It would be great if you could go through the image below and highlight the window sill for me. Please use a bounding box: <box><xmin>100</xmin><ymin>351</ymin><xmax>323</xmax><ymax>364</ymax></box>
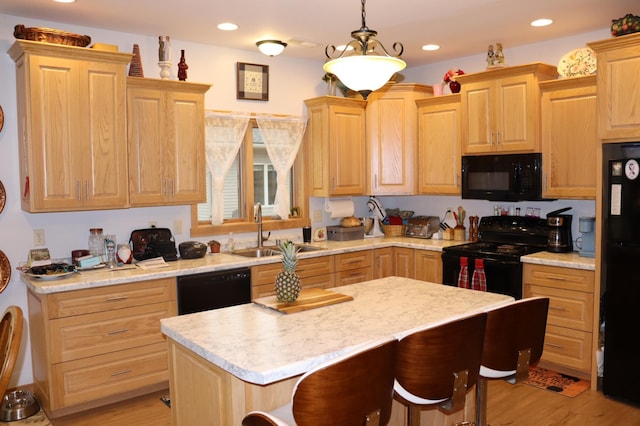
<box><xmin>190</xmin><ymin>217</ymin><xmax>311</xmax><ymax>238</ymax></box>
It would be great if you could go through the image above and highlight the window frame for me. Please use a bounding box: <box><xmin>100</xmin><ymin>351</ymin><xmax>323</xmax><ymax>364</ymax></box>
<box><xmin>190</xmin><ymin>117</ymin><xmax>310</xmax><ymax>237</ymax></box>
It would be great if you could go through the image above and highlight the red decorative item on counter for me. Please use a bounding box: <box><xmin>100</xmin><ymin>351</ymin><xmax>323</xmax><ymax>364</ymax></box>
<box><xmin>471</xmin><ymin>258</ymin><xmax>486</xmax><ymax>292</ymax></box>
<box><xmin>458</xmin><ymin>257</ymin><xmax>469</xmax><ymax>289</ymax></box>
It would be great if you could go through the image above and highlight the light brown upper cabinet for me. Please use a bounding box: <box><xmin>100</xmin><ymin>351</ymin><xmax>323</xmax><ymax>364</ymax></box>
<box><xmin>304</xmin><ymin>97</ymin><xmax>367</xmax><ymax>196</ymax></box>
<box><xmin>540</xmin><ymin>76</ymin><xmax>597</xmax><ymax>199</ymax></box>
<box><xmin>127</xmin><ymin>78</ymin><xmax>210</xmax><ymax>206</ymax></box>
<box><xmin>588</xmin><ymin>33</ymin><xmax>640</xmax><ymax>141</ymax></box>
<box><xmin>9</xmin><ymin>40</ymin><xmax>132</xmax><ymax>212</ymax></box>
<box><xmin>416</xmin><ymin>95</ymin><xmax>462</xmax><ymax>195</ymax></box>
<box><xmin>365</xmin><ymin>83</ymin><xmax>431</xmax><ymax>195</ymax></box>
<box><xmin>456</xmin><ymin>63</ymin><xmax>557</xmax><ymax>154</ymax></box>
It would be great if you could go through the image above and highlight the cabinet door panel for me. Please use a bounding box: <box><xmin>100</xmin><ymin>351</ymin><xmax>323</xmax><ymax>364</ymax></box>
<box><xmin>417</xmin><ymin>97</ymin><xmax>461</xmax><ymax>195</ymax></box>
<box><xmin>84</xmin><ymin>61</ymin><xmax>128</xmax><ymax>207</ymax></box>
<box><xmin>127</xmin><ymin>87</ymin><xmax>165</xmax><ymax>205</ymax></box>
<box><xmin>29</xmin><ymin>56</ymin><xmax>83</xmax><ymax>210</ymax></box>
<box><xmin>463</xmin><ymin>85</ymin><xmax>492</xmax><ymax>151</ymax></box>
<box><xmin>541</xmin><ymin>78</ymin><xmax>597</xmax><ymax>199</ymax></box>
<box><xmin>498</xmin><ymin>77</ymin><xmax>530</xmax><ymax>148</ymax></box>
<box><xmin>168</xmin><ymin>91</ymin><xmax>206</xmax><ymax>203</ymax></box>
<box><xmin>331</xmin><ymin>106</ymin><xmax>366</xmax><ymax>195</ymax></box>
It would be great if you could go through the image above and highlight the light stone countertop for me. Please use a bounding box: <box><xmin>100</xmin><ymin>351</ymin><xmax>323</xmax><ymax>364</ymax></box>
<box><xmin>21</xmin><ymin>237</ymin><xmax>465</xmax><ymax>294</ymax></box>
<box><xmin>160</xmin><ymin>277</ymin><xmax>514</xmax><ymax>385</ymax></box>
<box><xmin>521</xmin><ymin>251</ymin><xmax>595</xmax><ymax>271</ymax></box>
<box><xmin>21</xmin><ymin>236</ymin><xmax>595</xmax><ymax>294</ymax></box>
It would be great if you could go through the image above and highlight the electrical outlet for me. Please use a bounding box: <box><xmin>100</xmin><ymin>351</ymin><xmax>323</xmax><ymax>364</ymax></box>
<box><xmin>312</xmin><ymin>209</ymin><xmax>323</xmax><ymax>223</ymax></box>
<box><xmin>174</xmin><ymin>219</ymin><xmax>183</xmax><ymax>235</ymax></box>
<box><xmin>33</xmin><ymin>229</ymin><xmax>46</xmax><ymax>246</ymax></box>
<box><xmin>148</xmin><ymin>221</ymin><xmax>158</xmax><ymax>227</ymax></box>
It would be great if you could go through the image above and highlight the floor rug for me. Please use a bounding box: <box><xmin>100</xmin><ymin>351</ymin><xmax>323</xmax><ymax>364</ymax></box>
<box><xmin>524</xmin><ymin>366</ymin><xmax>590</xmax><ymax>397</ymax></box>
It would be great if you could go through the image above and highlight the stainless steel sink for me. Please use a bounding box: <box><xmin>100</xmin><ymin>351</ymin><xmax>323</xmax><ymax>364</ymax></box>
<box><xmin>232</xmin><ymin>244</ymin><xmax>325</xmax><ymax>258</ymax></box>
<box><xmin>232</xmin><ymin>248</ymin><xmax>281</xmax><ymax>258</ymax></box>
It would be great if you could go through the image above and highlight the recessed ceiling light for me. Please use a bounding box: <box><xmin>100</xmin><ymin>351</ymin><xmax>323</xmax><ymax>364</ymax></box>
<box><xmin>217</xmin><ymin>22</ymin><xmax>238</xmax><ymax>31</ymax></box>
<box><xmin>422</xmin><ymin>44</ymin><xmax>440</xmax><ymax>51</ymax></box>
<box><xmin>53</xmin><ymin>0</ymin><xmax>76</xmax><ymax>3</ymax></box>
<box><xmin>531</xmin><ymin>18</ymin><xmax>553</xmax><ymax>27</ymax></box>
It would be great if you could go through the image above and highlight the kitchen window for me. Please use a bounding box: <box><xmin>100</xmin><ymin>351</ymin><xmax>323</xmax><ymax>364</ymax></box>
<box><xmin>191</xmin><ymin>117</ymin><xmax>309</xmax><ymax>237</ymax></box>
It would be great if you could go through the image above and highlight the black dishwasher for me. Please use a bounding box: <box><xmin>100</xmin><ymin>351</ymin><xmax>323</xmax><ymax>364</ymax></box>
<box><xmin>177</xmin><ymin>267</ymin><xmax>251</xmax><ymax>315</ymax></box>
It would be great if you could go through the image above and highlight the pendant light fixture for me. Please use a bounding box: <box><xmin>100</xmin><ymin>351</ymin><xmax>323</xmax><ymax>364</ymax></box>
<box><xmin>323</xmin><ymin>0</ymin><xmax>405</xmax><ymax>100</ymax></box>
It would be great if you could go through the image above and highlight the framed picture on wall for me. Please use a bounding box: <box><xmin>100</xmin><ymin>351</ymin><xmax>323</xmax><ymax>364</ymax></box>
<box><xmin>237</xmin><ymin>62</ymin><xmax>269</xmax><ymax>101</ymax></box>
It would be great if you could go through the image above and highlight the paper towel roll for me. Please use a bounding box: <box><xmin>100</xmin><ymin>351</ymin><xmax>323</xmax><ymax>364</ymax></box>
<box><xmin>325</xmin><ymin>199</ymin><xmax>355</xmax><ymax>219</ymax></box>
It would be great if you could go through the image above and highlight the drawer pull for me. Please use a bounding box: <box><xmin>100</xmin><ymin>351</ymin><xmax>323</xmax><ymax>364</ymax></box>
<box><xmin>545</xmin><ymin>275</ymin><xmax>567</xmax><ymax>281</ymax></box>
<box><xmin>549</xmin><ymin>305</ymin><xmax>566</xmax><ymax>312</ymax></box>
<box><xmin>545</xmin><ymin>342</ymin><xmax>565</xmax><ymax>349</ymax></box>
<box><xmin>107</xmin><ymin>328</ymin><xmax>130</xmax><ymax>335</ymax></box>
<box><xmin>111</xmin><ymin>369</ymin><xmax>132</xmax><ymax>377</ymax></box>
<box><xmin>105</xmin><ymin>296</ymin><xmax>128</xmax><ymax>302</ymax></box>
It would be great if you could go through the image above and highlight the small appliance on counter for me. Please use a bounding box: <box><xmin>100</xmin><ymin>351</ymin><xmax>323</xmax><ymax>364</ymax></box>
<box><xmin>578</xmin><ymin>216</ymin><xmax>595</xmax><ymax>258</ymax></box>
<box><xmin>405</xmin><ymin>216</ymin><xmax>440</xmax><ymax>239</ymax></box>
<box><xmin>365</xmin><ymin>196</ymin><xmax>385</xmax><ymax>237</ymax></box>
<box><xmin>327</xmin><ymin>225</ymin><xmax>365</xmax><ymax>241</ymax></box>
<box><xmin>546</xmin><ymin>207</ymin><xmax>573</xmax><ymax>253</ymax></box>
<box><xmin>179</xmin><ymin>241</ymin><xmax>208</xmax><ymax>259</ymax></box>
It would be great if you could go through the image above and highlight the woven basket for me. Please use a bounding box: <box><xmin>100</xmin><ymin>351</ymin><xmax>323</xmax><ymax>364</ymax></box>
<box><xmin>14</xmin><ymin>25</ymin><xmax>91</xmax><ymax>47</ymax></box>
<box><xmin>382</xmin><ymin>224</ymin><xmax>406</xmax><ymax>237</ymax></box>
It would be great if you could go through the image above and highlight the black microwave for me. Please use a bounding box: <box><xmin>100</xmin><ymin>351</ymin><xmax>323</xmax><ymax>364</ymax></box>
<box><xmin>461</xmin><ymin>153</ymin><xmax>549</xmax><ymax>201</ymax></box>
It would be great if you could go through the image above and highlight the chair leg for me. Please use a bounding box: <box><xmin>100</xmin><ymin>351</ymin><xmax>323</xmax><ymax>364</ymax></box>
<box><xmin>475</xmin><ymin>377</ymin><xmax>488</xmax><ymax>426</ymax></box>
<box><xmin>407</xmin><ymin>405</ymin><xmax>421</xmax><ymax>426</ymax></box>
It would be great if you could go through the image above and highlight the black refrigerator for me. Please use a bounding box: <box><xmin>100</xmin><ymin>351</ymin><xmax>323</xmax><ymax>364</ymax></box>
<box><xmin>603</xmin><ymin>155</ymin><xmax>640</xmax><ymax>405</ymax></box>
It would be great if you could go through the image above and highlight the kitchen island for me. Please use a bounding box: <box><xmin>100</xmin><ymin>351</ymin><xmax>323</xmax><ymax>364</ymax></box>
<box><xmin>161</xmin><ymin>277</ymin><xmax>513</xmax><ymax>425</ymax></box>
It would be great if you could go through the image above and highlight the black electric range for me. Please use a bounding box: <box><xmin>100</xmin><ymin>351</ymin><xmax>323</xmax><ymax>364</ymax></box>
<box><xmin>442</xmin><ymin>215</ymin><xmax>548</xmax><ymax>299</ymax></box>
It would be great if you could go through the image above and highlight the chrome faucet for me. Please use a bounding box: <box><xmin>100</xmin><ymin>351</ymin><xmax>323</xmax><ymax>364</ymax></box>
<box><xmin>255</xmin><ymin>202</ymin><xmax>270</xmax><ymax>247</ymax></box>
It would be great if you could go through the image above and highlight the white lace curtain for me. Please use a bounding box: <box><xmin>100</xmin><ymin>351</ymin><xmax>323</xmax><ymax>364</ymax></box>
<box><xmin>256</xmin><ymin>115</ymin><xmax>307</xmax><ymax>220</ymax></box>
<box><xmin>204</xmin><ymin>111</ymin><xmax>250</xmax><ymax>225</ymax></box>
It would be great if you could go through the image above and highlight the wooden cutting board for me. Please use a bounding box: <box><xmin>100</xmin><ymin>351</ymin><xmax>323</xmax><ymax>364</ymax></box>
<box><xmin>253</xmin><ymin>288</ymin><xmax>353</xmax><ymax>314</ymax></box>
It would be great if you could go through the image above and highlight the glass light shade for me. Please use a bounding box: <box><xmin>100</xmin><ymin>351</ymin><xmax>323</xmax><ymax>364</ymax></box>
<box><xmin>256</xmin><ymin>40</ymin><xmax>287</xmax><ymax>56</ymax></box>
<box><xmin>323</xmin><ymin>55</ymin><xmax>406</xmax><ymax>93</ymax></box>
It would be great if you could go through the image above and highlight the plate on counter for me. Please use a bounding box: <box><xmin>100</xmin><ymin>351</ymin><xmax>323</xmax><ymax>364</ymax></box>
<box><xmin>24</xmin><ymin>271</ymin><xmax>76</xmax><ymax>280</ymax></box>
<box><xmin>557</xmin><ymin>47</ymin><xmax>597</xmax><ymax>78</ymax></box>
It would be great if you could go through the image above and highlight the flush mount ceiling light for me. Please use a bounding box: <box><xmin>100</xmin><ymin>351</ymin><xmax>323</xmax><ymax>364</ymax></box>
<box><xmin>323</xmin><ymin>0</ymin><xmax>405</xmax><ymax>100</ymax></box>
<box><xmin>256</xmin><ymin>40</ymin><xmax>287</xmax><ymax>56</ymax></box>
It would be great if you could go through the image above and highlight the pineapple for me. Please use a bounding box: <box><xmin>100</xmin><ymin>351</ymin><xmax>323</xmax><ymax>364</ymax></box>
<box><xmin>275</xmin><ymin>240</ymin><xmax>301</xmax><ymax>302</ymax></box>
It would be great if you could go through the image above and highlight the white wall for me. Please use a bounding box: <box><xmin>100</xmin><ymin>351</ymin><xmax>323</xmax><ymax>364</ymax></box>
<box><xmin>0</xmin><ymin>12</ymin><xmax>607</xmax><ymax>387</ymax></box>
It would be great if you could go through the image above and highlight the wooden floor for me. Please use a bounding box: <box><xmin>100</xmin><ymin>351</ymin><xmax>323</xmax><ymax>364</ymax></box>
<box><xmin>50</xmin><ymin>381</ymin><xmax>640</xmax><ymax>426</ymax></box>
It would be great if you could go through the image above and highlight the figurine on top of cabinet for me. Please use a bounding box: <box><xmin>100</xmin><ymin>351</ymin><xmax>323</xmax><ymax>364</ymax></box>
<box><xmin>495</xmin><ymin>42</ymin><xmax>505</xmax><ymax>65</ymax></box>
<box><xmin>486</xmin><ymin>44</ymin><xmax>495</xmax><ymax>68</ymax></box>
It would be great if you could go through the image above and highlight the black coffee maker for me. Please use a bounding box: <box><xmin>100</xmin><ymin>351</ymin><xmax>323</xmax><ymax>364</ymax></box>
<box><xmin>546</xmin><ymin>207</ymin><xmax>573</xmax><ymax>253</ymax></box>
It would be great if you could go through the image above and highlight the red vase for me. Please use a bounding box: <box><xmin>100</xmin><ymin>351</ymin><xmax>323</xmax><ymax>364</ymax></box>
<box><xmin>449</xmin><ymin>80</ymin><xmax>461</xmax><ymax>93</ymax></box>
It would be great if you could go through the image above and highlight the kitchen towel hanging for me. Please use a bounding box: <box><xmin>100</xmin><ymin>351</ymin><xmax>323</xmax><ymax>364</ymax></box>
<box><xmin>325</xmin><ymin>198</ymin><xmax>354</xmax><ymax>219</ymax></box>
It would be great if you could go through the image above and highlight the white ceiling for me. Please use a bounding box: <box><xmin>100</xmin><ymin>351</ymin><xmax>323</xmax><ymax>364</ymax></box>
<box><xmin>0</xmin><ymin>0</ymin><xmax>637</xmax><ymax>66</ymax></box>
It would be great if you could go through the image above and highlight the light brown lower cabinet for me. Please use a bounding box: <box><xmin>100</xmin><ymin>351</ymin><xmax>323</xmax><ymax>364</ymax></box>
<box><xmin>334</xmin><ymin>251</ymin><xmax>374</xmax><ymax>286</ymax></box>
<box><xmin>415</xmin><ymin>249</ymin><xmax>442</xmax><ymax>283</ymax></box>
<box><xmin>251</xmin><ymin>255</ymin><xmax>335</xmax><ymax>299</ymax></box>
<box><xmin>523</xmin><ymin>263</ymin><xmax>595</xmax><ymax>380</ymax></box>
<box><xmin>27</xmin><ymin>278</ymin><xmax>176</xmax><ymax>418</ymax></box>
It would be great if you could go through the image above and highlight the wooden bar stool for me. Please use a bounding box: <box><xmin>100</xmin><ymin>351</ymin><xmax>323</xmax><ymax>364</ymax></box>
<box><xmin>394</xmin><ymin>312</ymin><xmax>488</xmax><ymax>426</ymax></box>
<box><xmin>475</xmin><ymin>297</ymin><xmax>549</xmax><ymax>426</ymax></box>
<box><xmin>242</xmin><ymin>336</ymin><xmax>398</xmax><ymax>426</ymax></box>
<box><xmin>0</xmin><ymin>306</ymin><xmax>23</xmax><ymax>398</ymax></box>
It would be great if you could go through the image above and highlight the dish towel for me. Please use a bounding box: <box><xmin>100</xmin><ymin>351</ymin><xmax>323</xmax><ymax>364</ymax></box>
<box><xmin>471</xmin><ymin>258</ymin><xmax>487</xmax><ymax>292</ymax></box>
<box><xmin>457</xmin><ymin>257</ymin><xmax>469</xmax><ymax>289</ymax></box>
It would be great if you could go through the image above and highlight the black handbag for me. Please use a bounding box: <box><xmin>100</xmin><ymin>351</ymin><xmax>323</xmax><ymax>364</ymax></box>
<box><xmin>129</xmin><ymin>227</ymin><xmax>178</xmax><ymax>261</ymax></box>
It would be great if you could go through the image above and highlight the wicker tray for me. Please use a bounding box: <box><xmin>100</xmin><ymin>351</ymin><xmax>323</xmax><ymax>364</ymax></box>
<box><xmin>382</xmin><ymin>224</ymin><xmax>406</xmax><ymax>237</ymax></box>
<box><xmin>14</xmin><ymin>24</ymin><xmax>91</xmax><ymax>47</ymax></box>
